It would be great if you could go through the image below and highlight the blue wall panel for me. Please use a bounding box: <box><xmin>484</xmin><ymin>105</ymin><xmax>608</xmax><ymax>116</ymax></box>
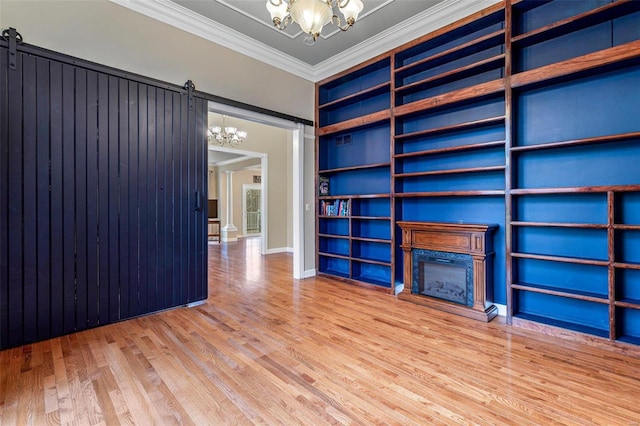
<box><xmin>399</xmin><ymin>97</ymin><xmax>504</xmax><ymax>135</ymax></box>
<box><xmin>329</xmin><ymin>168</ymin><xmax>390</xmax><ymax>195</ymax></box>
<box><xmin>351</xmin><ymin>198</ymin><xmax>389</xmax><ymax>217</ymax></box>
<box><xmin>352</xmin><ymin>240</ymin><xmax>391</xmax><ymax>263</ymax></box>
<box><xmin>319</xmin><ymin>122</ymin><xmax>390</xmax><ymax>170</ymax></box>
<box><xmin>616</xmin><ymin>230</ymin><xmax>640</xmax><ymax>264</ymax></box>
<box><xmin>318</xmin><ymin>218</ymin><xmax>349</xmax><ymax>236</ymax></box>
<box><xmin>514</xmin><ymin>258</ymin><xmax>608</xmax><ymax>298</ymax></box>
<box><xmin>352</xmin><ymin>219</ymin><xmax>391</xmax><ymax>240</ymax></box>
<box><xmin>319</xmin><ymin>237</ymin><xmax>350</xmax><ymax>257</ymax></box>
<box><xmin>516</xmin><ymin>142</ymin><xmax>640</xmax><ymax>189</ymax></box>
<box><xmin>399</xmin><ymin>170</ymin><xmax>504</xmax><ymax>193</ymax></box>
<box><xmin>616</xmin><ymin>269</ymin><xmax>640</xmax><ymax>302</ymax></box>
<box><xmin>517</xmin><ymin>291</ymin><xmax>610</xmax><ymax>336</ymax></box>
<box><xmin>515</xmin><ymin>227</ymin><xmax>608</xmax><ymax>261</ymax></box>
<box><xmin>395</xmin><ymin>124</ymin><xmax>505</xmax><ymax>156</ymax></box>
<box><xmin>516</xmin><ymin>66</ymin><xmax>640</xmax><ymax>146</ymax></box>
<box><xmin>515</xmin><ymin>193</ymin><xmax>607</xmax><ymax>224</ymax></box>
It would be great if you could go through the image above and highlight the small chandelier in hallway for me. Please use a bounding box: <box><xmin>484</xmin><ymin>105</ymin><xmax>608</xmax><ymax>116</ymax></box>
<box><xmin>208</xmin><ymin>116</ymin><xmax>247</xmax><ymax>147</ymax></box>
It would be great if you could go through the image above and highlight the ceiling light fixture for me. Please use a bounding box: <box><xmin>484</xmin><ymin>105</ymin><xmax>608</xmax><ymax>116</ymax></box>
<box><xmin>208</xmin><ymin>116</ymin><xmax>247</xmax><ymax>147</ymax></box>
<box><xmin>266</xmin><ymin>0</ymin><xmax>364</xmax><ymax>45</ymax></box>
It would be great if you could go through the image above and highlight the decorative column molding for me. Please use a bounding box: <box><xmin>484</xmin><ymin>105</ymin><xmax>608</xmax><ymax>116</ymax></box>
<box><xmin>222</xmin><ymin>170</ymin><xmax>238</xmax><ymax>242</ymax></box>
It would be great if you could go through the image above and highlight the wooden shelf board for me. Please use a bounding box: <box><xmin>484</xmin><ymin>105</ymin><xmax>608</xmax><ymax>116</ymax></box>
<box><xmin>318</xmin><ymin>82</ymin><xmax>390</xmax><ymax>110</ymax></box>
<box><xmin>317</xmin><ymin>110</ymin><xmax>391</xmax><ymax>136</ymax></box>
<box><xmin>395</xmin><ymin>165</ymin><xmax>505</xmax><ymax>178</ymax></box>
<box><xmin>613</xmin><ymin>262</ymin><xmax>640</xmax><ymax>271</ymax></box>
<box><xmin>395</xmin><ymin>116</ymin><xmax>505</xmax><ymax>141</ymax></box>
<box><xmin>511</xmin><ymin>132</ymin><xmax>640</xmax><ymax>152</ymax></box>
<box><xmin>511</xmin><ymin>282</ymin><xmax>608</xmax><ymax>304</ymax></box>
<box><xmin>319</xmin><ymin>162</ymin><xmax>391</xmax><ymax>174</ymax></box>
<box><xmin>351</xmin><ymin>216</ymin><xmax>391</xmax><ymax>221</ymax></box>
<box><xmin>318</xmin><ymin>252</ymin><xmax>350</xmax><ymax>260</ymax></box>
<box><xmin>511</xmin><ymin>221</ymin><xmax>608</xmax><ymax>229</ymax></box>
<box><xmin>511</xmin><ymin>185</ymin><xmax>640</xmax><ymax>195</ymax></box>
<box><xmin>395</xmin><ymin>140</ymin><xmax>504</xmax><ymax>158</ymax></box>
<box><xmin>317</xmin><ymin>270</ymin><xmax>350</xmax><ymax>280</ymax></box>
<box><xmin>511</xmin><ymin>40</ymin><xmax>640</xmax><ymax>90</ymax></box>
<box><xmin>512</xmin><ymin>0</ymin><xmax>640</xmax><ymax>48</ymax></box>
<box><xmin>318</xmin><ymin>233</ymin><xmax>350</xmax><ymax>240</ymax></box>
<box><xmin>395</xmin><ymin>190</ymin><xmax>505</xmax><ymax>197</ymax></box>
<box><xmin>616</xmin><ymin>299</ymin><xmax>640</xmax><ymax>309</ymax></box>
<box><xmin>396</xmin><ymin>54</ymin><xmax>505</xmax><ymax>95</ymax></box>
<box><xmin>351</xmin><ymin>236</ymin><xmax>392</xmax><ymax>244</ymax></box>
<box><xmin>351</xmin><ymin>257</ymin><xmax>392</xmax><ymax>267</ymax></box>
<box><xmin>395</xmin><ymin>30</ymin><xmax>505</xmax><ymax>76</ymax></box>
<box><xmin>319</xmin><ymin>194</ymin><xmax>390</xmax><ymax>200</ymax></box>
<box><xmin>510</xmin><ymin>0</ymin><xmax>552</xmax><ymax>12</ymax></box>
<box><xmin>613</xmin><ymin>224</ymin><xmax>640</xmax><ymax>231</ymax></box>
<box><xmin>511</xmin><ymin>252</ymin><xmax>609</xmax><ymax>267</ymax></box>
<box><xmin>394</xmin><ymin>79</ymin><xmax>505</xmax><ymax>116</ymax></box>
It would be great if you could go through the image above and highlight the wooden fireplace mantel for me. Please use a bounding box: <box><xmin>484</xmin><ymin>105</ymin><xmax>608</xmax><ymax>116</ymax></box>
<box><xmin>397</xmin><ymin>221</ymin><xmax>498</xmax><ymax>322</ymax></box>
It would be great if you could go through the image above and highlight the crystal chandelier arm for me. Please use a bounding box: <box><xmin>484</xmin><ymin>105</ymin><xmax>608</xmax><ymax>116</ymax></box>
<box><xmin>337</xmin><ymin>0</ymin><xmax>350</xmax><ymax>8</ymax></box>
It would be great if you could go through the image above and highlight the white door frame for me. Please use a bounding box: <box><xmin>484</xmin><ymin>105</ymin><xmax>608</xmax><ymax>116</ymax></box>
<box><xmin>242</xmin><ymin>183</ymin><xmax>262</xmax><ymax>237</ymax></box>
<box><xmin>208</xmin><ymin>101</ymin><xmax>306</xmax><ymax>279</ymax></box>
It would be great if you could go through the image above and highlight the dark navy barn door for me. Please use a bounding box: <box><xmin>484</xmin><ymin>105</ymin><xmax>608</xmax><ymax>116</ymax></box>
<box><xmin>0</xmin><ymin>40</ymin><xmax>208</xmax><ymax>350</ymax></box>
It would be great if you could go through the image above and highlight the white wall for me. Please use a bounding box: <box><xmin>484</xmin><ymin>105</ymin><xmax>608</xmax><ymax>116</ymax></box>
<box><xmin>0</xmin><ymin>0</ymin><xmax>315</xmax><ymax>121</ymax></box>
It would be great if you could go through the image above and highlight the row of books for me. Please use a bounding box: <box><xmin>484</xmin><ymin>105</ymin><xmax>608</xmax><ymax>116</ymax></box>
<box><xmin>320</xmin><ymin>199</ymin><xmax>350</xmax><ymax>217</ymax></box>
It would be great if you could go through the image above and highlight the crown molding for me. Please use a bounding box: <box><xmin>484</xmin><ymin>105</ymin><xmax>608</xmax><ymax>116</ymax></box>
<box><xmin>109</xmin><ymin>0</ymin><xmax>316</xmax><ymax>79</ymax></box>
<box><xmin>312</xmin><ymin>0</ymin><xmax>502</xmax><ymax>81</ymax></box>
<box><xmin>110</xmin><ymin>0</ymin><xmax>502</xmax><ymax>83</ymax></box>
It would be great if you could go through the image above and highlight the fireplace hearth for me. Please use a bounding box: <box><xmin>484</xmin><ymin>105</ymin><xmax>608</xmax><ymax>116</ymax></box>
<box><xmin>398</xmin><ymin>222</ymin><xmax>498</xmax><ymax>322</ymax></box>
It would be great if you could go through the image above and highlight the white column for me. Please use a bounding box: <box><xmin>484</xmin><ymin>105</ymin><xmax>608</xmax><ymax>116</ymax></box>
<box><xmin>224</xmin><ymin>171</ymin><xmax>237</xmax><ymax>230</ymax></box>
<box><xmin>222</xmin><ymin>171</ymin><xmax>238</xmax><ymax>242</ymax></box>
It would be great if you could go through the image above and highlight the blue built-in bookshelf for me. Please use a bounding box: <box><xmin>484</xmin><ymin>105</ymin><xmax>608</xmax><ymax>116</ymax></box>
<box><xmin>316</xmin><ymin>0</ymin><xmax>640</xmax><ymax>346</ymax></box>
<box><xmin>508</xmin><ymin>0</ymin><xmax>640</xmax><ymax>346</ymax></box>
<box><xmin>317</xmin><ymin>56</ymin><xmax>393</xmax><ymax>291</ymax></box>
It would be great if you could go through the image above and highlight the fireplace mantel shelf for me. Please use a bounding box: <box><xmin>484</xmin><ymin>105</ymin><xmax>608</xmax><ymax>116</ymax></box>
<box><xmin>397</xmin><ymin>221</ymin><xmax>498</xmax><ymax>322</ymax></box>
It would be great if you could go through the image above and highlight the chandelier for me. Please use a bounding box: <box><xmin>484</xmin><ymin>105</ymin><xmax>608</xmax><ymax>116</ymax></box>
<box><xmin>208</xmin><ymin>117</ymin><xmax>247</xmax><ymax>147</ymax></box>
<box><xmin>266</xmin><ymin>0</ymin><xmax>364</xmax><ymax>45</ymax></box>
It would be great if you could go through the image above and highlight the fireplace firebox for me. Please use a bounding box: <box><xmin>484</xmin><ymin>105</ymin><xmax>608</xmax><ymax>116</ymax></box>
<box><xmin>413</xmin><ymin>249</ymin><xmax>473</xmax><ymax>307</ymax></box>
<box><xmin>398</xmin><ymin>221</ymin><xmax>498</xmax><ymax>322</ymax></box>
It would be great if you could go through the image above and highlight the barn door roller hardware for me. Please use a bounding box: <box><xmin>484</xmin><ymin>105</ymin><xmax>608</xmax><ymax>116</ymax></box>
<box><xmin>1</xmin><ymin>28</ymin><xmax>23</xmax><ymax>70</ymax></box>
<box><xmin>184</xmin><ymin>80</ymin><xmax>196</xmax><ymax>110</ymax></box>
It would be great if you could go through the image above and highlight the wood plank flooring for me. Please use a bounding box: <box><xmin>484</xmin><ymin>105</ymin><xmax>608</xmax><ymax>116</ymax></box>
<box><xmin>2</xmin><ymin>237</ymin><xmax>640</xmax><ymax>425</ymax></box>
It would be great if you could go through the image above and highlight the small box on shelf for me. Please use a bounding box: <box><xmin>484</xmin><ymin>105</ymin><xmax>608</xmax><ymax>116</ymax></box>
<box><xmin>318</xmin><ymin>176</ymin><xmax>330</xmax><ymax>196</ymax></box>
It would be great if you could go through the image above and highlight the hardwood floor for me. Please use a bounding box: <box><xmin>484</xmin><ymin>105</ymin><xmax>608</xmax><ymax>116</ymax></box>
<box><xmin>2</xmin><ymin>237</ymin><xmax>640</xmax><ymax>425</ymax></box>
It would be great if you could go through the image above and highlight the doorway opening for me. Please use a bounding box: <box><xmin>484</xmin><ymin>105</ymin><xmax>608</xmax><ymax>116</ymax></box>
<box><xmin>207</xmin><ymin>101</ymin><xmax>306</xmax><ymax>279</ymax></box>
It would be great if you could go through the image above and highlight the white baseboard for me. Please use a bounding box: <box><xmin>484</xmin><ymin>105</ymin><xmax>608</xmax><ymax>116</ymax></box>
<box><xmin>221</xmin><ymin>237</ymin><xmax>238</xmax><ymax>243</ymax></box>
<box><xmin>302</xmin><ymin>269</ymin><xmax>316</xmax><ymax>278</ymax></box>
<box><xmin>265</xmin><ymin>247</ymin><xmax>293</xmax><ymax>255</ymax></box>
<box><xmin>494</xmin><ymin>303</ymin><xmax>506</xmax><ymax>317</ymax></box>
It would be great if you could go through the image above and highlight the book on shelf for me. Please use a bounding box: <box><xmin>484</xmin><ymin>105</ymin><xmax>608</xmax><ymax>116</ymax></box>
<box><xmin>320</xmin><ymin>199</ymin><xmax>350</xmax><ymax>216</ymax></box>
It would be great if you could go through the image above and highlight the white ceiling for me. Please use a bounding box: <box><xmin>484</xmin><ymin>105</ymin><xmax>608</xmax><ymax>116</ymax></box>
<box><xmin>110</xmin><ymin>0</ymin><xmax>500</xmax><ymax>82</ymax></box>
